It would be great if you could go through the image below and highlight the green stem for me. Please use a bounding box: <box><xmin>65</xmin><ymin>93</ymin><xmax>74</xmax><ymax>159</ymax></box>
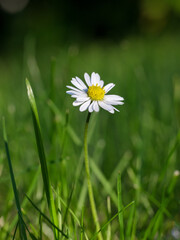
<box><xmin>84</xmin><ymin>112</ymin><xmax>103</xmax><ymax>240</ymax></box>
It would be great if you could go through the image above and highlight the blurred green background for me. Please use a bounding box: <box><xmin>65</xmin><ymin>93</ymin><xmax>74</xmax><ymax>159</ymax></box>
<box><xmin>0</xmin><ymin>0</ymin><xmax>180</xmax><ymax>238</ymax></box>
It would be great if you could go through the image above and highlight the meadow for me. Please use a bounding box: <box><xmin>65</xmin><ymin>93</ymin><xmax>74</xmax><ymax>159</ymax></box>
<box><xmin>0</xmin><ymin>33</ymin><xmax>180</xmax><ymax>239</ymax></box>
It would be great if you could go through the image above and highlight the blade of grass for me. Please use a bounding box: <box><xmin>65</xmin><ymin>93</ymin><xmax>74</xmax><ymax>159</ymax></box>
<box><xmin>57</xmin><ymin>183</ymin><xmax>62</xmax><ymax>234</ymax></box>
<box><xmin>12</xmin><ymin>221</ymin><xmax>19</xmax><ymax>240</ymax></box>
<box><xmin>62</xmin><ymin>183</ymin><xmax>74</xmax><ymax>235</ymax></box>
<box><xmin>127</xmin><ymin>157</ymin><xmax>141</xmax><ymax>240</ymax></box>
<box><xmin>6</xmin><ymin>167</ymin><xmax>40</xmax><ymax>235</ymax></box>
<box><xmin>18</xmin><ymin>214</ymin><xmax>38</xmax><ymax>240</ymax></box>
<box><xmin>2</xmin><ymin>117</ymin><xmax>27</xmax><ymax>240</ymax></box>
<box><xmin>90</xmin><ymin>201</ymin><xmax>135</xmax><ymax>240</ymax></box>
<box><xmin>39</xmin><ymin>213</ymin><xmax>42</xmax><ymax>240</ymax></box>
<box><xmin>106</xmin><ymin>196</ymin><xmax>111</xmax><ymax>240</ymax></box>
<box><xmin>80</xmin><ymin>207</ymin><xmax>85</xmax><ymax>240</ymax></box>
<box><xmin>117</xmin><ymin>173</ymin><xmax>124</xmax><ymax>240</ymax></box>
<box><xmin>126</xmin><ymin>201</ymin><xmax>135</xmax><ymax>239</ymax></box>
<box><xmin>55</xmin><ymin>194</ymin><xmax>89</xmax><ymax>240</ymax></box>
<box><xmin>25</xmin><ymin>194</ymin><xmax>68</xmax><ymax>238</ymax></box>
<box><xmin>26</xmin><ymin>79</ymin><xmax>58</xmax><ymax>238</ymax></box>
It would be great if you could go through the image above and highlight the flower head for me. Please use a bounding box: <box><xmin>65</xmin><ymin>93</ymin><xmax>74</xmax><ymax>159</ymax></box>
<box><xmin>66</xmin><ymin>72</ymin><xmax>124</xmax><ymax>114</ymax></box>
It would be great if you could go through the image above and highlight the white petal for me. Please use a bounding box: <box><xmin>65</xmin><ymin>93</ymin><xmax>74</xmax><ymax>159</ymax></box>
<box><xmin>91</xmin><ymin>72</ymin><xmax>100</xmax><ymax>85</ymax></box>
<box><xmin>95</xmin><ymin>73</ymin><xmax>101</xmax><ymax>85</ymax></box>
<box><xmin>104</xmin><ymin>83</ymin><xmax>115</xmax><ymax>93</ymax></box>
<box><xmin>113</xmin><ymin>106</ymin><xmax>120</xmax><ymax>112</ymax></box>
<box><xmin>71</xmin><ymin>94</ymin><xmax>88</xmax><ymax>98</ymax></box>
<box><xmin>99</xmin><ymin>80</ymin><xmax>104</xmax><ymax>88</ymax></box>
<box><xmin>93</xmin><ymin>101</ymin><xmax>99</xmax><ymax>112</ymax></box>
<box><xmin>103</xmin><ymin>100</ymin><xmax>124</xmax><ymax>105</ymax></box>
<box><xmin>104</xmin><ymin>95</ymin><xmax>124</xmax><ymax>101</ymax></box>
<box><xmin>109</xmin><ymin>109</ymin><xmax>115</xmax><ymax>114</ymax></box>
<box><xmin>79</xmin><ymin>100</ymin><xmax>91</xmax><ymax>112</ymax></box>
<box><xmin>76</xmin><ymin>77</ymin><xmax>87</xmax><ymax>89</ymax></box>
<box><xmin>71</xmin><ymin>78</ymin><xmax>85</xmax><ymax>90</ymax></box>
<box><xmin>66</xmin><ymin>90</ymin><xmax>84</xmax><ymax>96</ymax></box>
<box><xmin>84</xmin><ymin>73</ymin><xmax>91</xmax><ymax>86</ymax></box>
<box><xmin>76</xmin><ymin>96</ymin><xmax>90</xmax><ymax>101</ymax></box>
<box><xmin>98</xmin><ymin>101</ymin><xmax>114</xmax><ymax>112</ymax></box>
<box><xmin>91</xmin><ymin>72</ymin><xmax>97</xmax><ymax>85</ymax></box>
<box><xmin>66</xmin><ymin>85</ymin><xmax>84</xmax><ymax>93</ymax></box>
<box><xmin>73</xmin><ymin>100</ymin><xmax>84</xmax><ymax>106</ymax></box>
<box><xmin>88</xmin><ymin>102</ymin><xmax>94</xmax><ymax>112</ymax></box>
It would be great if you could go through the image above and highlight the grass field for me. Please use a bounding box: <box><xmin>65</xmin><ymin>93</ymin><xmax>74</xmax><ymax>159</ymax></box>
<box><xmin>0</xmin><ymin>33</ymin><xmax>180</xmax><ymax>239</ymax></box>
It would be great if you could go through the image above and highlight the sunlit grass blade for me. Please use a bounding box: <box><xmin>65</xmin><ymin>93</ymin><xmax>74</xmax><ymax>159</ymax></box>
<box><xmin>26</xmin><ymin>79</ymin><xmax>58</xmax><ymax>238</ymax></box>
<box><xmin>57</xmin><ymin>184</ymin><xmax>62</xmax><ymax>233</ymax></box>
<box><xmin>142</xmin><ymin>209</ymin><xmax>161</xmax><ymax>240</ymax></box>
<box><xmin>126</xmin><ymin>201</ymin><xmax>135</xmax><ymax>238</ymax></box>
<box><xmin>90</xmin><ymin>201</ymin><xmax>135</xmax><ymax>240</ymax></box>
<box><xmin>2</xmin><ymin>117</ymin><xmax>27</xmax><ymax>240</ymax></box>
<box><xmin>25</xmin><ymin>194</ymin><xmax>68</xmax><ymax>238</ymax></box>
<box><xmin>106</xmin><ymin>196</ymin><xmax>111</xmax><ymax>240</ymax></box>
<box><xmin>117</xmin><ymin>173</ymin><xmax>124</xmax><ymax>240</ymax></box>
<box><xmin>55</xmin><ymin>193</ymin><xmax>89</xmax><ymax>240</ymax></box>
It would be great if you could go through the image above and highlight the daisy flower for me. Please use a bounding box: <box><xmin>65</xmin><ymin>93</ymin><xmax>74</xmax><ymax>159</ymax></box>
<box><xmin>66</xmin><ymin>72</ymin><xmax>124</xmax><ymax>114</ymax></box>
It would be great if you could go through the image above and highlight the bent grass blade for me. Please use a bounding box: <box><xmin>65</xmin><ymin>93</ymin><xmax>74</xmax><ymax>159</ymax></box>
<box><xmin>90</xmin><ymin>201</ymin><xmax>135</xmax><ymax>240</ymax></box>
<box><xmin>26</xmin><ymin>195</ymin><xmax>68</xmax><ymax>238</ymax></box>
<box><xmin>26</xmin><ymin>79</ymin><xmax>58</xmax><ymax>238</ymax></box>
<box><xmin>2</xmin><ymin>117</ymin><xmax>27</xmax><ymax>240</ymax></box>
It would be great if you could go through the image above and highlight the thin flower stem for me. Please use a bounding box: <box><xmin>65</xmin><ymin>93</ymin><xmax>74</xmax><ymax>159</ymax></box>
<box><xmin>84</xmin><ymin>112</ymin><xmax>103</xmax><ymax>240</ymax></box>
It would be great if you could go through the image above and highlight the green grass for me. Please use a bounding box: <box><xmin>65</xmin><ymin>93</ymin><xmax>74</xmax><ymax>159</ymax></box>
<box><xmin>0</xmin><ymin>33</ymin><xmax>180</xmax><ymax>239</ymax></box>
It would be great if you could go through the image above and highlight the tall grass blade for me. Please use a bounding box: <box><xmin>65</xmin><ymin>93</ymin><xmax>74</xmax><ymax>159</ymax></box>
<box><xmin>117</xmin><ymin>173</ymin><xmax>124</xmax><ymax>240</ymax></box>
<box><xmin>80</xmin><ymin>207</ymin><xmax>85</xmax><ymax>240</ymax></box>
<box><xmin>39</xmin><ymin>213</ymin><xmax>42</xmax><ymax>240</ymax></box>
<box><xmin>26</xmin><ymin>79</ymin><xmax>58</xmax><ymax>238</ymax></box>
<box><xmin>6</xmin><ymin>167</ymin><xmax>40</xmax><ymax>235</ymax></box>
<box><xmin>126</xmin><ymin>200</ymin><xmax>135</xmax><ymax>238</ymax></box>
<box><xmin>90</xmin><ymin>201</ymin><xmax>135</xmax><ymax>240</ymax></box>
<box><xmin>106</xmin><ymin>196</ymin><xmax>111</xmax><ymax>240</ymax></box>
<box><xmin>62</xmin><ymin>183</ymin><xmax>74</xmax><ymax>235</ymax></box>
<box><xmin>12</xmin><ymin>221</ymin><xmax>19</xmax><ymax>240</ymax></box>
<box><xmin>26</xmin><ymin>194</ymin><xmax>68</xmax><ymax>238</ymax></box>
<box><xmin>18</xmin><ymin>214</ymin><xmax>38</xmax><ymax>240</ymax></box>
<box><xmin>2</xmin><ymin>117</ymin><xmax>27</xmax><ymax>240</ymax></box>
<box><xmin>55</xmin><ymin>194</ymin><xmax>89</xmax><ymax>240</ymax></box>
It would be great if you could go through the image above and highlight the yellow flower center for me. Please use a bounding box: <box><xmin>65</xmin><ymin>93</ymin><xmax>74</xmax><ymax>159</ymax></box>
<box><xmin>87</xmin><ymin>84</ymin><xmax>105</xmax><ymax>101</ymax></box>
